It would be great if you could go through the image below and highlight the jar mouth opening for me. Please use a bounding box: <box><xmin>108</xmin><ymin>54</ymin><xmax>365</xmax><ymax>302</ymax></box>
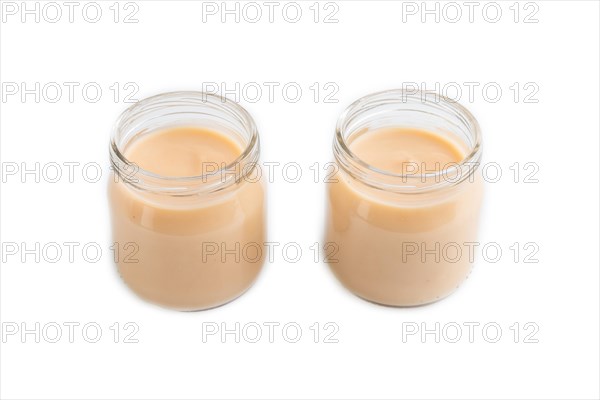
<box><xmin>334</xmin><ymin>89</ymin><xmax>482</xmax><ymax>193</ymax></box>
<box><xmin>109</xmin><ymin>91</ymin><xmax>260</xmax><ymax>194</ymax></box>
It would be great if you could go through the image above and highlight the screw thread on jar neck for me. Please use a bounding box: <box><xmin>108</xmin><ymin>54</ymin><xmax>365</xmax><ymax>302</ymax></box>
<box><xmin>334</xmin><ymin>89</ymin><xmax>482</xmax><ymax>194</ymax></box>
<box><xmin>109</xmin><ymin>91</ymin><xmax>260</xmax><ymax>196</ymax></box>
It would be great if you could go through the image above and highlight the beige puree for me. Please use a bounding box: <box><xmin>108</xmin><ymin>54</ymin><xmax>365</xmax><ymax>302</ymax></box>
<box><xmin>109</xmin><ymin>126</ymin><xmax>266</xmax><ymax>311</ymax></box>
<box><xmin>326</xmin><ymin>127</ymin><xmax>483</xmax><ymax>306</ymax></box>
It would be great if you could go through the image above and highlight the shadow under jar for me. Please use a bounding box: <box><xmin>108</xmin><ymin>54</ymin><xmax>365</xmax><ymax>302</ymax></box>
<box><xmin>108</xmin><ymin>92</ymin><xmax>266</xmax><ymax>311</ymax></box>
<box><xmin>325</xmin><ymin>90</ymin><xmax>484</xmax><ymax>306</ymax></box>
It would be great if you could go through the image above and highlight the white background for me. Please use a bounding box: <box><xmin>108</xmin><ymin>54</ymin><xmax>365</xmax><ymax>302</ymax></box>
<box><xmin>1</xmin><ymin>1</ymin><xmax>599</xmax><ymax>399</ymax></box>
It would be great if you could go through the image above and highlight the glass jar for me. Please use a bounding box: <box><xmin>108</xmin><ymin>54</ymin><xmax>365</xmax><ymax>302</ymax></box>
<box><xmin>108</xmin><ymin>92</ymin><xmax>266</xmax><ymax>311</ymax></box>
<box><xmin>325</xmin><ymin>90</ymin><xmax>484</xmax><ymax>306</ymax></box>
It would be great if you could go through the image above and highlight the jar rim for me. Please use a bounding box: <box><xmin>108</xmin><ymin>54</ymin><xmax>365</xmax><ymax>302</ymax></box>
<box><xmin>334</xmin><ymin>89</ymin><xmax>483</xmax><ymax>194</ymax></box>
<box><xmin>109</xmin><ymin>91</ymin><xmax>260</xmax><ymax>195</ymax></box>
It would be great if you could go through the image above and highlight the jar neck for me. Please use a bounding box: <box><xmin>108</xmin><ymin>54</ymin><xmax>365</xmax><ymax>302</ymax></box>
<box><xmin>109</xmin><ymin>91</ymin><xmax>260</xmax><ymax>196</ymax></box>
<box><xmin>334</xmin><ymin>89</ymin><xmax>482</xmax><ymax>195</ymax></box>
